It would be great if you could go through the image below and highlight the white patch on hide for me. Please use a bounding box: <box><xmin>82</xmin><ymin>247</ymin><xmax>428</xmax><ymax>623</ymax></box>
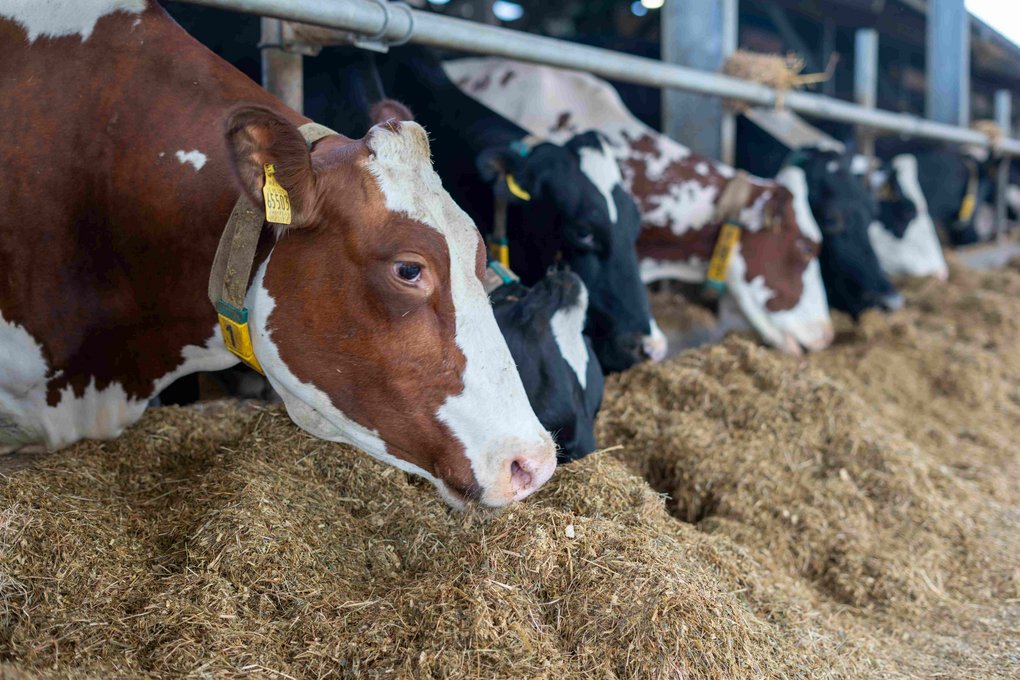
<box><xmin>577</xmin><ymin>139</ymin><xmax>620</xmax><ymax>224</ymax></box>
<box><xmin>550</xmin><ymin>285</ymin><xmax>590</xmax><ymax>390</ymax></box>
<box><xmin>0</xmin><ymin>308</ymin><xmax>235</xmax><ymax>451</ymax></box>
<box><xmin>1</xmin><ymin>0</ymin><xmax>146</xmax><ymax>43</ymax></box>
<box><xmin>175</xmin><ymin>149</ymin><xmax>207</xmax><ymax>171</ymax></box>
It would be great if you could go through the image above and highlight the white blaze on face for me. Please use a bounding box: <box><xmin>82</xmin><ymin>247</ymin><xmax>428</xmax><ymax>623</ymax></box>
<box><xmin>868</xmin><ymin>154</ymin><xmax>948</xmax><ymax>280</ymax></box>
<box><xmin>550</xmin><ymin>285</ymin><xmax>590</xmax><ymax>390</ymax></box>
<box><xmin>577</xmin><ymin>138</ymin><xmax>620</xmax><ymax>224</ymax></box>
<box><xmin>642</xmin><ymin>318</ymin><xmax>668</xmax><ymax>363</ymax></box>
<box><xmin>1</xmin><ymin>0</ymin><xmax>146</xmax><ymax>43</ymax></box>
<box><xmin>251</xmin><ymin>122</ymin><xmax>554</xmax><ymax>508</ymax></box>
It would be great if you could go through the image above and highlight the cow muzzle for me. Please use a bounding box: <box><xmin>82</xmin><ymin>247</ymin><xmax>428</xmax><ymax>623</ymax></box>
<box><xmin>480</xmin><ymin>440</ymin><xmax>557</xmax><ymax>507</ymax></box>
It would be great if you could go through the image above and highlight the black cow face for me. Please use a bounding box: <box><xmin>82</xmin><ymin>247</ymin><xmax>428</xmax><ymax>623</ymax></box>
<box><xmin>489</xmin><ymin>271</ymin><xmax>603</xmax><ymax>463</ymax></box>
<box><xmin>872</xmin><ymin>162</ymin><xmax>918</xmax><ymax>238</ymax></box>
<box><xmin>789</xmin><ymin>148</ymin><xmax>902</xmax><ymax>318</ymax></box>
<box><xmin>478</xmin><ymin>131</ymin><xmax>653</xmax><ymax>373</ymax></box>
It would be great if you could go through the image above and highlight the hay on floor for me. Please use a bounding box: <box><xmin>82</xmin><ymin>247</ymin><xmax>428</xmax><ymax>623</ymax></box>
<box><xmin>2</xmin><ymin>255</ymin><xmax>1018</xmax><ymax>678</ymax></box>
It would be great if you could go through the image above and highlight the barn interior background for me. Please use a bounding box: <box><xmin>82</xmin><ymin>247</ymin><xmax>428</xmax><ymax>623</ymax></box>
<box><xmin>3</xmin><ymin>1</ymin><xmax>1020</xmax><ymax>678</ymax></box>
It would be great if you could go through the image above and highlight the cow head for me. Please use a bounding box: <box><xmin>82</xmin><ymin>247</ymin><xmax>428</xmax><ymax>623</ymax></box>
<box><xmin>478</xmin><ymin>131</ymin><xmax>658</xmax><ymax>372</ymax></box>
<box><xmin>489</xmin><ymin>271</ymin><xmax>603</xmax><ymax>464</ymax></box>
<box><xmin>866</xmin><ymin>155</ymin><xmax>948</xmax><ymax>280</ymax></box>
<box><xmin>224</xmin><ymin>106</ymin><xmax>556</xmax><ymax>508</ymax></box>
<box><xmin>787</xmin><ymin>148</ymin><xmax>902</xmax><ymax>318</ymax></box>
<box><xmin>721</xmin><ymin>168</ymin><xmax>834</xmax><ymax>355</ymax></box>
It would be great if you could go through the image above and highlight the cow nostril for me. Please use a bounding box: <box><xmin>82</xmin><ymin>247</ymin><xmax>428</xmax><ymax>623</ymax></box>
<box><xmin>510</xmin><ymin>459</ymin><xmax>533</xmax><ymax>493</ymax></box>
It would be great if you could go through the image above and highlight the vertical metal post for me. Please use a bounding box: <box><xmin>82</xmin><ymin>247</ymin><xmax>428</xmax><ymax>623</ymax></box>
<box><xmin>821</xmin><ymin>19</ymin><xmax>836</xmax><ymax>98</ymax></box>
<box><xmin>854</xmin><ymin>28</ymin><xmax>878</xmax><ymax>158</ymax></box>
<box><xmin>926</xmin><ymin>0</ymin><xmax>970</xmax><ymax>126</ymax></box>
<box><xmin>662</xmin><ymin>0</ymin><xmax>738</xmax><ymax>161</ymax></box>
<box><xmin>995</xmin><ymin>89</ymin><xmax>1012</xmax><ymax>239</ymax></box>
<box><xmin>261</xmin><ymin>17</ymin><xmax>303</xmax><ymax>113</ymax></box>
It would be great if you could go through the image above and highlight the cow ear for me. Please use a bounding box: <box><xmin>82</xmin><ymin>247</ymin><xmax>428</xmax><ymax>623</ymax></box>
<box><xmin>225</xmin><ymin>106</ymin><xmax>316</xmax><ymax>228</ymax></box>
<box><xmin>370</xmin><ymin>99</ymin><xmax>415</xmax><ymax>124</ymax></box>
<box><xmin>476</xmin><ymin>146</ymin><xmax>526</xmax><ymax>183</ymax></box>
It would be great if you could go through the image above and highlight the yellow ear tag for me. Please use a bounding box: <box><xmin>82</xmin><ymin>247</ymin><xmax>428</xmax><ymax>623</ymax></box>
<box><xmin>262</xmin><ymin>163</ymin><xmax>292</xmax><ymax>225</ymax></box>
<box><xmin>958</xmin><ymin>192</ymin><xmax>976</xmax><ymax>222</ymax></box>
<box><xmin>706</xmin><ymin>222</ymin><xmax>743</xmax><ymax>285</ymax></box>
<box><xmin>506</xmin><ymin>173</ymin><xmax>532</xmax><ymax>201</ymax></box>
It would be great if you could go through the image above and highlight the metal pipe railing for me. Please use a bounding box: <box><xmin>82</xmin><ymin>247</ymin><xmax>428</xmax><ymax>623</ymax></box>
<box><xmin>182</xmin><ymin>0</ymin><xmax>1020</xmax><ymax>156</ymax></box>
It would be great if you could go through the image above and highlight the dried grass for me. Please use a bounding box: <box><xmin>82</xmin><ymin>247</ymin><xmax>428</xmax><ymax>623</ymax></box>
<box><xmin>2</xmin><ymin>255</ymin><xmax>1018</xmax><ymax>678</ymax></box>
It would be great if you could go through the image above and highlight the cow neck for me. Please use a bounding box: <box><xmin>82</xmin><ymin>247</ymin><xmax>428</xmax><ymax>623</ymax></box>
<box><xmin>207</xmin><ymin>122</ymin><xmax>338</xmax><ymax>374</ymax></box>
<box><xmin>702</xmin><ymin>171</ymin><xmax>754</xmax><ymax>300</ymax></box>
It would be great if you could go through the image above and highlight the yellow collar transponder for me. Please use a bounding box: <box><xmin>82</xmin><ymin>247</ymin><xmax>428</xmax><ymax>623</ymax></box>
<box><xmin>703</xmin><ymin>222</ymin><xmax>744</xmax><ymax>298</ymax></box>
<box><xmin>957</xmin><ymin>160</ymin><xmax>980</xmax><ymax>223</ymax></box>
<box><xmin>207</xmin><ymin>122</ymin><xmax>338</xmax><ymax>375</ymax></box>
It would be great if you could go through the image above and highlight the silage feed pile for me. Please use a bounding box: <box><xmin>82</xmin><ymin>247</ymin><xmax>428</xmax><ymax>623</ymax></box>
<box><xmin>2</xmin><ymin>258</ymin><xmax>1019</xmax><ymax>679</ymax></box>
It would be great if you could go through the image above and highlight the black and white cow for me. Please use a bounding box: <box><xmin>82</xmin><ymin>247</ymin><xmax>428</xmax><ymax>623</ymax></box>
<box><xmin>489</xmin><ymin>271</ymin><xmax>602</xmax><ymax>463</ymax></box>
<box><xmin>852</xmin><ymin>154</ymin><xmax>948</xmax><ymax>280</ymax></box>
<box><xmin>783</xmin><ymin>148</ymin><xmax>904</xmax><ymax>317</ymax></box>
<box><xmin>875</xmin><ymin>143</ymin><xmax>994</xmax><ymax>247</ymax></box>
<box><xmin>371</xmin><ymin>45</ymin><xmax>662</xmax><ymax>373</ymax></box>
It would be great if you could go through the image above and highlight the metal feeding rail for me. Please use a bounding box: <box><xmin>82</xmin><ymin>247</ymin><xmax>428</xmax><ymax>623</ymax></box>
<box><xmin>182</xmin><ymin>0</ymin><xmax>1020</xmax><ymax>156</ymax></box>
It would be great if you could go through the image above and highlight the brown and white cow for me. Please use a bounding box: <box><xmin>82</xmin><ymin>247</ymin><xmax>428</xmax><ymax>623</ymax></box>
<box><xmin>446</xmin><ymin>59</ymin><xmax>834</xmax><ymax>355</ymax></box>
<box><xmin>0</xmin><ymin>2</ymin><xmax>555</xmax><ymax>508</ymax></box>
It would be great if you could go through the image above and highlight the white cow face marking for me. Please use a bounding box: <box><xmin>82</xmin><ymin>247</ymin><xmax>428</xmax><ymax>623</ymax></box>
<box><xmin>550</xmin><ymin>284</ymin><xmax>591</xmax><ymax>390</ymax></box>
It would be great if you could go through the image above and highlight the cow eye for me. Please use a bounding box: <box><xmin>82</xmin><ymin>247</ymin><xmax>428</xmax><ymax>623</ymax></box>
<box><xmin>395</xmin><ymin>262</ymin><xmax>422</xmax><ymax>283</ymax></box>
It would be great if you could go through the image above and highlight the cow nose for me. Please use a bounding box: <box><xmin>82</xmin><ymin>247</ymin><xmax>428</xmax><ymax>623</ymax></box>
<box><xmin>781</xmin><ymin>331</ymin><xmax>805</xmax><ymax>357</ymax></box>
<box><xmin>934</xmin><ymin>268</ymin><xmax>949</xmax><ymax>283</ymax></box>
<box><xmin>617</xmin><ymin>333</ymin><xmax>649</xmax><ymax>362</ymax></box>
<box><xmin>879</xmin><ymin>292</ymin><xmax>905</xmax><ymax>312</ymax></box>
<box><xmin>641</xmin><ymin>324</ymin><xmax>669</xmax><ymax>363</ymax></box>
<box><xmin>509</xmin><ymin>450</ymin><xmax>557</xmax><ymax>502</ymax></box>
<box><xmin>801</xmin><ymin>323</ymin><xmax>835</xmax><ymax>352</ymax></box>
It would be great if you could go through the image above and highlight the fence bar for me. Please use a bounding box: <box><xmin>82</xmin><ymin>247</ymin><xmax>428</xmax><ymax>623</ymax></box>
<box><xmin>181</xmin><ymin>0</ymin><xmax>1020</xmax><ymax>156</ymax></box>
<box><xmin>994</xmin><ymin>90</ymin><xmax>1013</xmax><ymax>238</ymax></box>
<box><xmin>661</xmin><ymin>0</ymin><xmax>735</xmax><ymax>161</ymax></box>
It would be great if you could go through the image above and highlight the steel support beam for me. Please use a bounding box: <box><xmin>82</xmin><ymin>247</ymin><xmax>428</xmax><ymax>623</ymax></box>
<box><xmin>854</xmin><ymin>28</ymin><xmax>878</xmax><ymax>157</ymax></box>
<box><xmin>926</xmin><ymin>0</ymin><xmax>970</xmax><ymax>126</ymax></box>
<box><xmin>260</xmin><ymin>17</ymin><xmax>303</xmax><ymax>112</ymax></box>
<box><xmin>661</xmin><ymin>0</ymin><xmax>737</xmax><ymax>160</ymax></box>
<box><xmin>995</xmin><ymin>89</ymin><xmax>1013</xmax><ymax>238</ymax></box>
<box><xmin>181</xmin><ymin>0</ymin><xmax>1020</xmax><ymax>156</ymax></box>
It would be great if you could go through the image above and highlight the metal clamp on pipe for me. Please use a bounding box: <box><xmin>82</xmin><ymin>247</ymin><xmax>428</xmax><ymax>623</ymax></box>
<box><xmin>352</xmin><ymin>0</ymin><xmax>414</xmax><ymax>53</ymax></box>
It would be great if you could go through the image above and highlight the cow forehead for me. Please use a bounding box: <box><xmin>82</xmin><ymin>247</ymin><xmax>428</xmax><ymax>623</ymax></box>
<box><xmin>2</xmin><ymin>0</ymin><xmax>146</xmax><ymax>43</ymax></box>
<box><xmin>364</xmin><ymin>122</ymin><xmax>481</xmax><ymax>259</ymax></box>
<box><xmin>576</xmin><ymin>138</ymin><xmax>621</xmax><ymax>224</ymax></box>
